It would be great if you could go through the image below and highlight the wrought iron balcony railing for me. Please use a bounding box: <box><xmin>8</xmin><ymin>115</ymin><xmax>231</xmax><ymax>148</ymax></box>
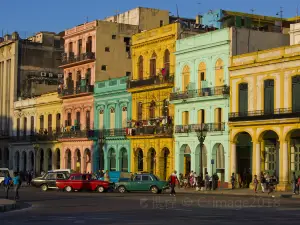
<box><xmin>128</xmin><ymin>74</ymin><xmax>174</xmax><ymax>89</ymax></box>
<box><xmin>229</xmin><ymin>108</ymin><xmax>300</xmax><ymax>122</ymax></box>
<box><xmin>59</xmin><ymin>130</ymin><xmax>95</xmax><ymax>139</ymax></box>
<box><xmin>128</xmin><ymin>125</ymin><xmax>173</xmax><ymax>136</ymax></box>
<box><xmin>61</xmin><ymin>52</ymin><xmax>95</xmax><ymax>65</ymax></box>
<box><xmin>10</xmin><ymin>133</ymin><xmax>59</xmax><ymax>142</ymax></box>
<box><xmin>59</xmin><ymin>85</ymin><xmax>94</xmax><ymax>97</ymax></box>
<box><xmin>170</xmin><ymin>85</ymin><xmax>230</xmax><ymax>101</ymax></box>
<box><xmin>175</xmin><ymin>123</ymin><xmax>226</xmax><ymax>133</ymax></box>
<box><xmin>103</xmin><ymin>128</ymin><xmax>126</xmax><ymax>137</ymax></box>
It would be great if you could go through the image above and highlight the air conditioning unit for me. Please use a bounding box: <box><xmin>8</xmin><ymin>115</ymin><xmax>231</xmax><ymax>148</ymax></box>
<box><xmin>41</xmin><ymin>72</ymin><xmax>46</xmax><ymax>77</ymax></box>
<box><xmin>48</xmin><ymin>73</ymin><xmax>53</xmax><ymax>78</ymax></box>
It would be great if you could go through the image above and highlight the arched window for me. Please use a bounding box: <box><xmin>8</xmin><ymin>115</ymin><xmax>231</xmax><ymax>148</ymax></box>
<box><xmin>150</xmin><ymin>52</ymin><xmax>157</xmax><ymax>77</ymax></box>
<box><xmin>86</xmin><ymin>36</ymin><xmax>92</xmax><ymax>53</ymax></box>
<box><xmin>138</xmin><ymin>55</ymin><xmax>143</xmax><ymax>80</ymax></box>
<box><xmin>149</xmin><ymin>101</ymin><xmax>156</xmax><ymax>118</ymax></box>
<box><xmin>215</xmin><ymin>59</ymin><xmax>224</xmax><ymax>87</ymax></box>
<box><xmin>76</xmin><ymin>71</ymin><xmax>81</xmax><ymax>88</ymax></box>
<box><xmin>137</xmin><ymin>149</ymin><xmax>143</xmax><ymax>171</ymax></box>
<box><xmin>137</xmin><ymin>102</ymin><xmax>143</xmax><ymax>121</ymax></box>
<box><xmin>164</xmin><ymin>49</ymin><xmax>170</xmax><ymax>75</ymax></box>
<box><xmin>109</xmin><ymin>149</ymin><xmax>116</xmax><ymax>171</ymax></box>
<box><xmin>198</xmin><ymin>62</ymin><xmax>206</xmax><ymax>90</ymax></box>
<box><xmin>68</xmin><ymin>42</ymin><xmax>73</xmax><ymax>54</ymax></box>
<box><xmin>86</xmin><ymin>111</ymin><xmax>91</xmax><ymax>130</ymax></box>
<box><xmin>56</xmin><ymin>114</ymin><xmax>61</xmax><ymax>132</ymax></box>
<box><xmin>292</xmin><ymin>75</ymin><xmax>300</xmax><ymax>112</ymax></box>
<box><xmin>197</xmin><ymin>109</ymin><xmax>205</xmax><ymax>124</ymax></box>
<box><xmin>30</xmin><ymin>116</ymin><xmax>34</xmax><ymax>135</ymax></box>
<box><xmin>182</xmin><ymin>65</ymin><xmax>190</xmax><ymax>91</ymax></box>
<box><xmin>23</xmin><ymin>117</ymin><xmax>27</xmax><ymax>136</ymax></box>
<box><xmin>214</xmin><ymin>108</ymin><xmax>222</xmax><ymax>130</ymax></box>
<box><xmin>40</xmin><ymin>115</ymin><xmax>44</xmax><ymax>132</ymax></box>
<box><xmin>264</xmin><ymin>79</ymin><xmax>274</xmax><ymax>114</ymax></box>
<box><xmin>238</xmin><ymin>83</ymin><xmax>248</xmax><ymax>116</ymax></box>
<box><xmin>120</xmin><ymin>148</ymin><xmax>128</xmax><ymax>172</ymax></box>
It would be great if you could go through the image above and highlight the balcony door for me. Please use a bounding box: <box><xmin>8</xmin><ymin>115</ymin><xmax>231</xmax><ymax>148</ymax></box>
<box><xmin>264</xmin><ymin>79</ymin><xmax>274</xmax><ymax>114</ymax></box>
<box><xmin>238</xmin><ymin>83</ymin><xmax>248</xmax><ymax>116</ymax></box>
<box><xmin>292</xmin><ymin>75</ymin><xmax>300</xmax><ymax>112</ymax></box>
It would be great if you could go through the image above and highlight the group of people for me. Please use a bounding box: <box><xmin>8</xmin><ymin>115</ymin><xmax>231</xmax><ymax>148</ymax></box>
<box><xmin>3</xmin><ymin>172</ymin><xmax>21</xmax><ymax>200</ymax></box>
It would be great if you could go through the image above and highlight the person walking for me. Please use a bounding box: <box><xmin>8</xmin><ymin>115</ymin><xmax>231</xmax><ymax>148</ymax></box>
<box><xmin>204</xmin><ymin>172</ymin><xmax>210</xmax><ymax>190</ymax></box>
<box><xmin>169</xmin><ymin>170</ymin><xmax>179</xmax><ymax>196</ymax></box>
<box><xmin>292</xmin><ymin>171</ymin><xmax>297</xmax><ymax>194</ymax></box>
<box><xmin>4</xmin><ymin>173</ymin><xmax>12</xmax><ymax>199</ymax></box>
<box><xmin>260</xmin><ymin>172</ymin><xmax>266</xmax><ymax>193</ymax></box>
<box><xmin>253</xmin><ymin>175</ymin><xmax>258</xmax><ymax>193</ymax></box>
<box><xmin>231</xmin><ymin>173</ymin><xmax>235</xmax><ymax>189</ymax></box>
<box><xmin>104</xmin><ymin>170</ymin><xmax>110</xmax><ymax>182</ymax></box>
<box><xmin>13</xmin><ymin>172</ymin><xmax>21</xmax><ymax>200</ymax></box>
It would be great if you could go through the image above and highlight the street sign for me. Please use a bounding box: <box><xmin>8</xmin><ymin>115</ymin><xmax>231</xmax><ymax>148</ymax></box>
<box><xmin>211</xmin><ymin>159</ymin><xmax>214</xmax><ymax>165</ymax></box>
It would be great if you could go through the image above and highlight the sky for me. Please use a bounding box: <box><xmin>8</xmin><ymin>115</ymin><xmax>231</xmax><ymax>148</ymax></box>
<box><xmin>1</xmin><ymin>0</ymin><xmax>300</xmax><ymax>38</ymax></box>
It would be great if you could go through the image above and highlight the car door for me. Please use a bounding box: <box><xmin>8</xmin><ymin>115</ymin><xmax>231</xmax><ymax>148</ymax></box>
<box><xmin>140</xmin><ymin>175</ymin><xmax>153</xmax><ymax>191</ymax></box>
<box><xmin>47</xmin><ymin>173</ymin><xmax>57</xmax><ymax>188</ymax></box>
<box><xmin>71</xmin><ymin>175</ymin><xmax>84</xmax><ymax>190</ymax></box>
<box><xmin>130</xmin><ymin>175</ymin><xmax>142</xmax><ymax>191</ymax></box>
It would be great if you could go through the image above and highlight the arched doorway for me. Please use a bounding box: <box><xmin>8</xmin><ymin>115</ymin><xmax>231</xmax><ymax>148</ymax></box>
<box><xmin>99</xmin><ymin>147</ymin><xmax>104</xmax><ymax>170</ymax></box>
<box><xmin>75</xmin><ymin>149</ymin><xmax>81</xmax><ymax>172</ymax></box>
<box><xmin>39</xmin><ymin>149</ymin><xmax>44</xmax><ymax>173</ymax></box>
<box><xmin>260</xmin><ymin>130</ymin><xmax>279</xmax><ymax>177</ymax></box>
<box><xmin>54</xmin><ymin>149</ymin><xmax>61</xmax><ymax>169</ymax></box>
<box><xmin>108</xmin><ymin>148</ymin><xmax>116</xmax><ymax>171</ymax></box>
<box><xmin>212</xmin><ymin>143</ymin><xmax>225</xmax><ymax>182</ymax></box>
<box><xmin>29</xmin><ymin>151</ymin><xmax>34</xmax><ymax>171</ymax></box>
<box><xmin>161</xmin><ymin>148</ymin><xmax>170</xmax><ymax>180</ymax></box>
<box><xmin>120</xmin><ymin>148</ymin><xmax>128</xmax><ymax>172</ymax></box>
<box><xmin>22</xmin><ymin>151</ymin><xmax>27</xmax><ymax>172</ymax></box>
<box><xmin>15</xmin><ymin>151</ymin><xmax>20</xmax><ymax>172</ymax></box>
<box><xmin>148</xmin><ymin>148</ymin><xmax>156</xmax><ymax>174</ymax></box>
<box><xmin>235</xmin><ymin>132</ymin><xmax>252</xmax><ymax>188</ymax></box>
<box><xmin>136</xmin><ymin>148</ymin><xmax>143</xmax><ymax>172</ymax></box>
<box><xmin>65</xmin><ymin>149</ymin><xmax>71</xmax><ymax>169</ymax></box>
<box><xmin>47</xmin><ymin>149</ymin><xmax>52</xmax><ymax>171</ymax></box>
<box><xmin>84</xmin><ymin>148</ymin><xmax>91</xmax><ymax>173</ymax></box>
<box><xmin>180</xmin><ymin>144</ymin><xmax>191</xmax><ymax>176</ymax></box>
<box><xmin>290</xmin><ymin>129</ymin><xmax>300</xmax><ymax>177</ymax></box>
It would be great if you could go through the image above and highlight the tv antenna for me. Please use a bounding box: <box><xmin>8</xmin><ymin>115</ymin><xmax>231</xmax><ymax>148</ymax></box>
<box><xmin>176</xmin><ymin>4</ymin><xmax>180</xmax><ymax>19</ymax></box>
<box><xmin>250</xmin><ymin>8</ymin><xmax>255</xmax><ymax>15</ymax></box>
<box><xmin>276</xmin><ymin>7</ymin><xmax>283</xmax><ymax>31</ymax></box>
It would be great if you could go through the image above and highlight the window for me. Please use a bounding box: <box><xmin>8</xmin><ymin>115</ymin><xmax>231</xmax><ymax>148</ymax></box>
<box><xmin>86</xmin><ymin>111</ymin><xmax>91</xmax><ymax>130</ymax></box>
<box><xmin>68</xmin><ymin>42</ymin><xmax>73</xmax><ymax>54</ymax></box>
<box><xmin>122</xmin><ymin>107</ymin><xmax>127</xmax><ymax>128</ymax></box>
<box><xmin>182</xmin><ymin>111</ymin><xmax>189</xmax><ymax>125</ymax></box>
<box><xmin>201</xmin><ymin>72</ymin><xmax>205</xmax><ymax>81</ymax></box>
<box><xmin>86</xmin><ymin>36</ymin><xmax>92</xmax><ymax>52</ymax></box>
<box><xmin>163</xmin><ymin>49</ymin><xmax>170</xmax><ymax>76</ymax></box>
<box><xmin>40</xmin><ymin>115</ymin><xmax>44</xmax><ymax>131</ymax></box>
<box><xmin>110</xmin><ymin>108</ymin><xmax>115</xmax><ymax>129</ymax></box>
<box><xmin>56</xmin><ymin>114</ymin><xmax>61</xmax><ymax>132</ymax></box>
<box><xmin>149</xmin><ymin>101</ymin><xmax>156</xmax><ymax>118</ymax></box>
<box><xmin>291</xmin><ymin>145</ymin><xmax>300</xmax><ymax>171</ymax></box>
<box><xmin>149</xmin><ymin>52</ymin><xmax>157</xmax><ymax>77</ymax></box>
<box><xmin>105</xmin><ymin>47</ymin><xmax>110</xmax><ymax>52</ymax></box>
<box><xmin>265</xmin><ymin>147</ymin><xmax>276</xmax><ymax>171</ymax></box>
<box><xmin>17</xmin><ymin>118</ymin><xmax>20</xmax><ymax>137</ymax></box>
<box><xmin>160</xmin><ymin>20</ymin><xmax>164</xmax><ymax>27</ymax></box>
<box><xmin>76</xmin><ymin>112</ymin><xmax>80</xmax><ymax>128</ymax></box>
<box><xmin>138</xmin><ymin>56</ymin><xmax>143</xmax><ymax>80</ymax></box>
<box><xmin>197</xmin><ymin>109</ymin><xmax>205</xmax><ymax>124</ymax></box>
<box><xmin>48</xmin><ymin>114</ymin><xmax>52</xmax><ymax>133</ymax></box>
<box><xmin>126</xmin><ymin>72</ymin><xmax>131</xmax><ymax>77</ymax></box>
<box><xmin>142</xmin><ymin>175</ymin><xmax>151</xmax><ymax>181</ymax></box>
<box><xmin>112</xmin><ymin>35</ymin><xmax>116</xmax><ymax>39</ymax></box>
<box><xmin>134</xmin><ymin>175</ymin><xmax>142</xmax><ymax>181</ymax></box>
<box><xmin>47</xmin><ymin>173</ymin><xmax>56</xmax><ymax>180</ymax></box>
<box><xmin>23</xmin><ymin>117</ymin><xmax>27</xmax><ymax>136</ymax></box>
<box><xmin>72</xmin><ymin>175</ymin><xmax>82</xmax><ymax>180</ymax></box>
<box><xmin>182</xmin><ymin>65</ymin><xmax>190</xmax><ymax>91</ymax></box>
<box><xmin>101</xmin><ymin>65</ymin><xmax>107</xmax><ymax>71</ymax></box>
<box><xmin>292</xmin><ymin>75</ymin><xmax>300</xmax><ymax>112</ymax></box>
<box><xmin>162</xmin><ymin>99</ymin><xmax>169</xmax><ymax>117</ymax></box>
<box><xmin>30</xmin><ymin>116</ymin><xmax>34</xmax><ymax>135</ymax></box>
<box><xmin>137</xmin><ymin>102</ymin><xmax>143</xmax><ymax>120</ymax></box>
<box><xmin>78</xmin><ymin>39</ymin><xmax>82</xmax><ymax>55</ymax></box>
<box><xmin>214</xmin><ymin>108</ymin><xmax>222</xmax><ymax>130</ymax></box>
<box><xmin>67</xmin><ymin>113</ymin><xmax>71</xmax><ymax>126</ymax></box>
<box><xmin>264</xmin><ymin>79</ymin><xmax>274</xmax><ymax>114</ymax></box>
<box><xmin>215</xmin><ymin>59</ymin><xmax>224</xmax><ymax>86</ymax></box>
<box><xmin>238</xmin><ymin>83</ymin><xmax>248</xmax><ymax>116</ymax></box>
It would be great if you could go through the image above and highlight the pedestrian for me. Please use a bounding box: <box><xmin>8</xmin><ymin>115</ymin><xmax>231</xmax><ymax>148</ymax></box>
<box><xmin>231</xmin><ymin>173</ymin><xmax>235</xmax><ymax>189</ymax></box>
<box><xmin>297</xmin><ymin>175</ymin><xmax>300</xmax><ymax>194</ymax></box>
<box><xmin>260</xmin><ymin>172</ymin><xmax>266</xmax><ymax>193</ymax></box>
<box><xmin>253</xmin><ymin>175</ymin><xmax>258</xmax><ymax>193</ymax></box>
<box><xmin>292</xmin><ymin>171</ymin><xmax>297</xmax><ymax>194</ymax></box>
<box><xmin>104</xmin><ymin>170</ymin><xmax>110</xmax><ymax>182</ymax></box>
<box><xmin>168</xmin><ymin>170</ymin><xmax>179</xmax><ymax>197</ymax></box>
<box><xmin>13</xmin><ymin>172</ymin><xmax>21</xmax><ymax>200</ymax></box>
<box><xmin>205</xmin><ymin>172</ymin><xmax>210</xmax><ymax>190</ymax></box>
<box><xmin>4</xmin><ymin>173</ymin><xmax>12</xmax><ymax>199</ymax></box>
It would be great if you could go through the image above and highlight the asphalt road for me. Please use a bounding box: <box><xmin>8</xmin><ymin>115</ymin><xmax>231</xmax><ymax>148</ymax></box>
<box><xmin>1</xmin><ymin>187</ymin><xmax>300</xmax><ymax>225</ymax></box>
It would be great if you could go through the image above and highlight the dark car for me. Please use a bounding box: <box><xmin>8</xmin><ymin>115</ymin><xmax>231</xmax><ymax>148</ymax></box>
<box><xmin>31</xmin><ymin>171</ymin><xmax>69</xmax><ymax>191</ymax></box>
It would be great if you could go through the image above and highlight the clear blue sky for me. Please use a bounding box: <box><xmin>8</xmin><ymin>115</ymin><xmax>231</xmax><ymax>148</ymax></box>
<box><xmin>1</xmin><ymin>0</ymin><xmax>300</xmax><ymax>37</ymax></box>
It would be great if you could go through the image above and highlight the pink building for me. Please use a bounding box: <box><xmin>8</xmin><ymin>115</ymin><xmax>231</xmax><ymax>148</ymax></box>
<box><xmin>59</xmin><ymin>20</ymin><xmax>138</xmax><ymax>173</ymax></box>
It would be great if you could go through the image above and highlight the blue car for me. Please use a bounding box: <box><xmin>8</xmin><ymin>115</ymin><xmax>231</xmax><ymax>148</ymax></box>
<box><xmin>98</xmin><ymin>171</ymin><xmax>131</xmax><ymax>184</ymax></box>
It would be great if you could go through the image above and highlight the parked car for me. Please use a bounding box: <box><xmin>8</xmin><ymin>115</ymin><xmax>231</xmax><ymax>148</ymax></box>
<box><xmin>0</xmin><ymin>168</ymin><xmax>14</xmax><ymax>187</ymax></box>
<box><xmin>98</xmin><ymin>171</ymin><xmax>131</xmax><ymax>183</ymax></box>
<box><xmin>48</xmin><ymin>169</ymin><xmax>74</xmax><ymax>174</ymax></box>
<box><xmin>115</xmin><ymin>173</ymin><xmax>169</xmax><ymax>194</ymax></box>
<box><xmin>56</xmin><ymin>173</ymin><xmax>112</xmax><ymax>193</ymax></box>
<box><xmin>31</xmin><ymin>171</ymin><xmax>69</xmax><ymax>191</ymax></box>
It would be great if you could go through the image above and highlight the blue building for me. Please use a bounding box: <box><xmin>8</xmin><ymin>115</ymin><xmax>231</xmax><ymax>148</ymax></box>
<box><xmin>94</xmin><ymin>77</ymin><xmax>132</xmax><ymax>172</ymax></box>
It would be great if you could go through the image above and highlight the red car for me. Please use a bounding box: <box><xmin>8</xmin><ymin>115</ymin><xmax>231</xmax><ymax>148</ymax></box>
<box><xmin>56</xmin><ymin>173</ymin><xmax>111</xmax><ymax>193</ymax></box>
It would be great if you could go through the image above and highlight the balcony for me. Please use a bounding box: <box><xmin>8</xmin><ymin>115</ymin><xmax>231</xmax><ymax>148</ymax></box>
<box><xmin>128</xmin><ymin>74</ymin><xmax>174</xmax><ymax>89</ymax></box>
<box><xmin>60</xmin><ymin>52</ymin><xmax>95</xmax><ymax>68</ymax></box>
<box><xmin>175</xmin><ymin>123</ymin><xmax>226</xmax><ymax>134</ymax></box>
<box><xmin>10</xmin><ymin>133</ymin><xmax>59</xmax><ymax>142</ymax></box>
<box><xmin>170</xmin><ymin>85</ymin><xmax>229</xmax><ymax>101</ymax></box>
<box><xmin>128</xmin><ymin>125</ymin><xmax>173</xmax><ymax>137</ymax></box>
<box><xmin>103</xmin><ymin>129</ymin><xmax>126</xmax><ymax>137</ymax></box>
<box><xmin>229</xmin><ymin>108</ymin><xmax>300</xmax><ymax>122</ymax></box>
<box><xmin>59</xmin><ymin>130</ymin><xmax>95</xmax><ymax>139</ymax></box>
<box><xmin>59</xmin><ymin>85</ymin><xmax>94</xmax><ymax>98</ymax></box>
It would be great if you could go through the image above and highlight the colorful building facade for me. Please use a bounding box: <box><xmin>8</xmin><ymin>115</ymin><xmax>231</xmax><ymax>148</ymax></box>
<box><xmin>10</xmin><ymin>92</ymin><xmax>62</xmax><ymax>174</ymax></box>
<box><xmin>229</xmin><ymin>43</ymin><xmax>300</xmax><ymax>190</ymax></box>
<box><xmin>94</xmin><ymin>76</ymin><xmax>131</xmax><ymax>172</ymax></box>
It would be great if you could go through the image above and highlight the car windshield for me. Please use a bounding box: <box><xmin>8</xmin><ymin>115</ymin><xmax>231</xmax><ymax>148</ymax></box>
<box><xmin>152</xmin><ymin>175</ymin><xmax>160</xmax><ymax>181</ymax></box>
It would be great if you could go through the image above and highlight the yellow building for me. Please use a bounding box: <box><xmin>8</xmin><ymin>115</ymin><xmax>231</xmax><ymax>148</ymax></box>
<box><xmin>229</xmin><ymin>44</ymin><xmax>300</xmax><ymax>190</ymax></box>
<box><xmin>10</xmin><ymin>92</ymin><xmax>62</xmax><ymax>174</ymax></box>
<box><xmin>127</xmin><ymin>23</ymin><xmax>181</xmax><ymax>180</ymax></box>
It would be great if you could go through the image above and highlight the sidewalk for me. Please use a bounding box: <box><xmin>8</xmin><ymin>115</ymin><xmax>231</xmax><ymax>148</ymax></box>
<box><xmin>0</xmin><ymin>199</ymin><xmax>16</xmax><ymax>212</ymax></box>
<box><xmin>176</xmin><ymin>187</ymin><xmax>299</xmax><ymax>198</ymax></box>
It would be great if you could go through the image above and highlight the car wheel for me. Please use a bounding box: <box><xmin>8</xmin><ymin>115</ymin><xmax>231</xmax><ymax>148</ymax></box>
<box><xmin>150</xmin><ymin>186</ymin><xmax>159</xmax><ymax>194</ymax></box>
<box><xmin>41</xmin><ymin>184</ymin><xmax>48</xmax><ymax>192</ymax></box>
<box><xmin>65</xmin><ymin>186</ymin><xmax>72</xmax><ymax>192</ymax></box>
<box><xmin>118</xmin><ymin>185</ymin><xmax>126</xmax><ymax>193</ymax></box>
<box><xmin>97</xmin><ymin>186</ymin><xmax>105</xmax><ymax>193</ymax></box>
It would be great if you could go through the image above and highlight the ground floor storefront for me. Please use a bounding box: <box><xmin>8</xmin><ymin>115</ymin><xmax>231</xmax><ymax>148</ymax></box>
<box><xmin>230</xmin><ymin>119</ymin><xmax>300</xmax><ymax>191</ymax></box>
<box><xmin>94</xmin><ymin>139</ymin><xmax>130</xmax><ymax>172</ymax></box>
<box><xmin>129</xmin><ymin>137</ymin><xmax>174</xmax><ymax>181</ymax></box>
<box><xmin>174</xmin><ymin>132</ymin><xmax>229</xmax><ymax>184</ymax></box>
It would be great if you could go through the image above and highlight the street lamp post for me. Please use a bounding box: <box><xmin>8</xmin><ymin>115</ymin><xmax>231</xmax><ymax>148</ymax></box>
<box><xmin>196</xmin><ymin>125</ymin><xmax>208</xmax><ymax>177</ymax></box>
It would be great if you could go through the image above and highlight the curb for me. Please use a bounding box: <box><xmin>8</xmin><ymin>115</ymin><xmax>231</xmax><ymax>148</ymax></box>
<box><xmin>0</xmin><ymin>202</ymin><xmax>17</xmax><ymax>213</ymax></box>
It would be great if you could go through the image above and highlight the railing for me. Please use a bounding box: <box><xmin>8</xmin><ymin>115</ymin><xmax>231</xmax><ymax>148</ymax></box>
<box><xmin>128</xmin><ymin>75</ymin><xmax>174</xmax><ymax>89</ymax></box>
<box><xmin>103</xmin><ymin>129</ymin><xmax>126</xmax><ymax>137</ymax></box>
<box><xmin>175</xmin><ymin>123</ymin><xmax>226</xmax><ymax>133</ymax></box>
<box><xmin>59</xmin><ymin>130</ymin><xmax>95</xmax><ymax>139</ymax></box>
<box><xmin>61</xmin><ymin>52</ymin><xmax>95</xmax><ymax>65</ymax></box>
<box><xmin>129</xmin><ymin>125</ymin><xmax>173</xmax><ymax>136</ymax></box>
<box><xmin>10</xmin><ymin>133</ymin><xmax>59</xmax><ymax>142</ymax></box>
<box><xmin>59</xmin><ymin>85</ymin><xmax>94</xmax><ymax>97</ymax></box>
<box><xmin>170</xmin><ymin>86</ymin><xmax>229</xmax><ymax>101</ymax></box>
<box><xmin>229</xmin><ymin>108</ymin><xmax>300</xmax><ymax>121</ymax></box>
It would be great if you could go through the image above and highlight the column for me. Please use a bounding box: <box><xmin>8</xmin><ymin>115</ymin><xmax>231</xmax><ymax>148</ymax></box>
<box><xmin>282</xmin><ymin>141</ymin><xmax>288</xmax><ymax>184</ymax></box>
<box><xmin>81</xmin><ymin>156</ymin><xmax>86</xmax><ymax>173</ymax></box>
<box><xmin>255</xmin><ymin>142</ymin><xmax>261</xmax><ymax>177</ymax></box>
<box><xmin>73</xmin><ymin>155</ymin><xmax>77</xmax><ymax>171</ymax></box>
<box><xmin>230</xmin><ymin>142</ymin><xmax>236</xmax><ymax>175</ymax></box>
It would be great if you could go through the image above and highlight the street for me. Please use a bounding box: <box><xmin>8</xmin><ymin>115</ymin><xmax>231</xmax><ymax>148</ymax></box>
<box><xmin>1</xmin><ymin>187</ymin><xmax>300</xmax><ymax>225</ymax></box>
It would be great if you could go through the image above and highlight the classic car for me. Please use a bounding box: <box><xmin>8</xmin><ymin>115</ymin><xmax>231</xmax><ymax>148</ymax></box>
<box><xmin>56</xmin><ymin>173</ymin><xmax>112</xmax><ymax>193</ymax></box>
<box><xmin>31</xmin><ymin>171</ymin><xmax>69</xmax><ymax>191</ymax></box>
<box><xmin>98</xmin><ymin>171</ymin><xmax>131</xmax><ymax>183</ymax></box>
<box><xmin>115</xmin><ymin>173</ymin><xmax>169</xmax><ymax>194</ymax></box>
